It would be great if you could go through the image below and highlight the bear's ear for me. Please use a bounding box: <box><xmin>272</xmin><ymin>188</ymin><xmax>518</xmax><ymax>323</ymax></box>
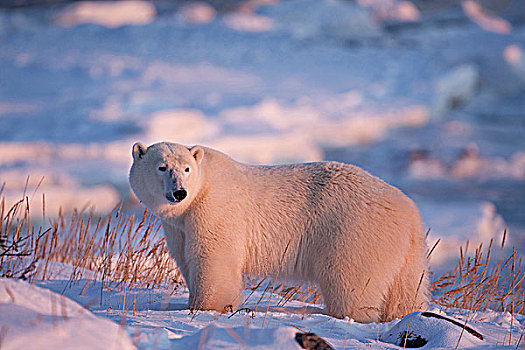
<box><xmin>190</xmin><ymin>146</ymin><xmax>204</xmax><ymax>165</ymax></box>
<box><xmin>132</xmin><ymin>142</ymin><xmax>148</xmax><ymax>161</ymax></box>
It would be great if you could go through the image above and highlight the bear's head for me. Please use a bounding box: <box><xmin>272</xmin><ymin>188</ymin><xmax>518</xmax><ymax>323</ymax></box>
<box><xmin>129</xmin><ymin>142</ymin><xmax>204</xmax><ymax>218</ymax></box>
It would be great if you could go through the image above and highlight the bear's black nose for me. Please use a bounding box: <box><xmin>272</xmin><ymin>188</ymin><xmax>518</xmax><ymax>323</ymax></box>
<box><xmin>173</xmin><ymin>189</ymin><xmax>187</xmax><ymax>201</ymax></box>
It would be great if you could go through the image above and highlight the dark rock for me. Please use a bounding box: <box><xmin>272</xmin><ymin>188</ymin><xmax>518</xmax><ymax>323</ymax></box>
<box><xmin>295</xmin><ymin>332</ymin><xmax>333</xmax><ymax>350</ymax></box>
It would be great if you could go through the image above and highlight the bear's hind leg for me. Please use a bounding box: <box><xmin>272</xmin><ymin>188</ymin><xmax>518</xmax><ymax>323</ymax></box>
<box><xmin>318</xmin><ymin>270</ymin><xmax>382</xmax><ymax>323</ymax></box>
<box><xmin>379</xmin><ymin>242</ymin><xmax>428</xmax><ymax>322</ymax></box>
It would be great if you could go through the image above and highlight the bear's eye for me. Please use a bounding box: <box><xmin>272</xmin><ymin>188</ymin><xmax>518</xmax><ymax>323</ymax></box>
<box><xmin>185</xmin><ymin>167</ymin><xmax>190</xmax><ymax>173</ymax></box>
<box><xmin>158</xmin><ymin>166</ymin><xmax>167</xmax><ymax>172</ymax></box>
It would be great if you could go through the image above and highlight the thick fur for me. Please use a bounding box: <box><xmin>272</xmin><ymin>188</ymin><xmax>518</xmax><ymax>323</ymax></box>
<box><xmin>129</xmin><ymin>142</ymin><xmax>429</xmax><ymax>322</ymax></box>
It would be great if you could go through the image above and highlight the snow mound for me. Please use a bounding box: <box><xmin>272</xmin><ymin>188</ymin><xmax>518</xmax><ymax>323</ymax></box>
<box><xmin>176</xmin><ymin>2</ymin><xmax>217</xmax><ymax>25</ymax></box>
<box><xmin>421</xmin><ymin>200</ymin><xmax>505</xmax><ymax>267</ymax></box>
<box><xmin>146</xmin><ymin>109</ymin><xmax>220</xmax><ymax>145</ymax></box>
<box><xmin>223</xmin><ymin>12</ymin><xmax>274</xmax><ymax>33</ymax></box>
<box><xmin>504</xmin><ymin>44</ymin><xmax>525</xmax><ymax>83</ymax></box>
<box><xmin>171</xmin><ymin>324</ymin><xmax>304</xmax><ymax>349</ymax></box>
<box><xmin>462</xmin><ymin>0</ymin><xmax>511</xmax><ymax>35</ymax></box>
<box><xmin>55</xmin><ymin>0</ymin><xmax>156</xmax><ymax>28</ymax></box>
<box><xmin>0</xmin><ymin>167</ymin><xmax>120</xmax><ymax>218</ymax></box>
<box><xmin>0</xmin><ymin>278</ymin><xmax>134</xmax><ymax>350</ymax></box>
<box><xmin>408</xmin><ymin>145</ymin><xmax>525</xmax><ymax>181</ymax></box>
<box><xmin>210</xmin><ymin>133</ymin><xmax>323</xmax><ymax>164</ymax></box>
<box><xmin>432</xmin><ymin>64</ymin><xmax>480</xmax><ymax>119</ymax></box>
<box><xmin>219</xmin><ymin>96</ymin><xmax>427</xmax><ymax>155</ymax></box>
<box><xmin>357</xmin><ymin>0</ymin><xmax>420</xmax><ymax>23</ymax></box>
<box><xmin>382</xmin><ymin>311</ymin><xmax>484</xmax><ymax>348</ymax></box>
<box><xmin>261</xmin><ymin>0</ymin><xmax>380</xmax><ymax>40</ymax></box>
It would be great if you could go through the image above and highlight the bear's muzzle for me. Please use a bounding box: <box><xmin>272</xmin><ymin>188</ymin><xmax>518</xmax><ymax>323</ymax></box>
<box><xmin>165</xmin><ymin>189</ymin><xmax>187</xmax><ymax>204</ymax></box>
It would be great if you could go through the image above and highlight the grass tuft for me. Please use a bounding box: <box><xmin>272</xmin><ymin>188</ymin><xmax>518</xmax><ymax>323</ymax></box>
<box><xmin>0</xmin><ymin>188</ymin><xmax>183</xmax><ymax>294</ymax></box>
<box><xmin>431</xmin><ymin>231</ymin><xmax>525</xmax><ymax>316</ymax></box>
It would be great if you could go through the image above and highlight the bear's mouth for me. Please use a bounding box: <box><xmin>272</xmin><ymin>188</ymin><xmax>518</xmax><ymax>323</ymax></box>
<box><xmin>165</xmin><ymin>193</ymin><xmax>180</xmax><ymax>204</ymax></box>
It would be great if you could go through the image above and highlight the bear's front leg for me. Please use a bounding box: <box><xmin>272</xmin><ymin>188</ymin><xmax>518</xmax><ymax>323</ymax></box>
<box><xmin>162</xmin><ymin>222</ymin><xmax>192</xmax><ymax>291</ymax></box>
<box><xmin>186</xmin><ymin>249</ymin><xmax>244</xmax><ymax>313</ymax></box>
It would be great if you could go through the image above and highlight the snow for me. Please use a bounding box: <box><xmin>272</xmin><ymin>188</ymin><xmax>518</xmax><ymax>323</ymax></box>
<box><xmin>145</xmin><ymin>109</ymin><xmax>221</xmax><ymax>146</ymax></box>
<box><xmin>0</xmin><ymin>278</ymin><xmax>135</xmax><ymax>349</ymax></box>
<box><xmin>432</xmin><ymin>64</ymin><xmax>480</xmax><ymax>119</ymax></box>
<box><xmin>0</xmin><ymin>143</ymin><xmax>121</xmax><ymax>217</ymax></box>
<box><xmin>175</xmin><ymin>2</ymin><xmax>217</xmax><ymax>25</ymax></box>
<box><xmin>260</xmin><ymin>0</ymin><xmax>380</xmax><ymax>40</ymax></box>
<box><xmin>420</xmin><ymin>201</ymin><xmax>506</xmax><ymax>267</ymax></box>
<box><xmin>356</xmin><ymin>0</ymin><xmax>421</xmax><ymax>23</ymax></box>
<box><xmin>223</xmin><ymin>12</ymin><xmax>274</xmax><ymax>33</ymax></box>
<box><xmin>0</xmin><ymin>275</ymin><xmax>516</xmax><ymax>349</ymax></box>
<box><xmin>382</xmin><ymin>311</ymin><xmax>484</xmax><ymax>348</ymax></box>
<box><xmin>462</xmin><ymin>0</ymin><xmax>512</xmax><ymax>35</ymax></box>
<box><xmin>55</xmin><ymin>1</ymin><xmax>156</xmax><ymax>28</ymax></box>
<box><xmin>172</xmin><ymin>325</ymin><xmax>302</xmax><ymax>349</ymax></box>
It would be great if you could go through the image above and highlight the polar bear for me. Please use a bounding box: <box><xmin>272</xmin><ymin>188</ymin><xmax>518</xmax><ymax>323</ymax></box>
<box><xmin>129</xmin><ymin>141</ymin><xmax>428</xmax><ymax>322</ymax></box>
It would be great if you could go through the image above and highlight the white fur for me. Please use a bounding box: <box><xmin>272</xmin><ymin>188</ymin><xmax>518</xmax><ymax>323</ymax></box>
<box><xmin>129</xmin><ymin>142</ymin><xmax>429</xmax><ymax>322</ymax></box>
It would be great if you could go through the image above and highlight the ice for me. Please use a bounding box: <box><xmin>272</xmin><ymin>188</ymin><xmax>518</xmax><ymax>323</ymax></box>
<box><xmin>451</xmin><ymin>148</ymin><xmax>525</xmax><ymax>180</ymax></box>
<box><xmin>210</xmin><ymin>133</ymin><xmax>322</xmax><ymax>164</ymax></box>
<box><xmin>260</xmin><ymin>0</ymin><xmax>380</xmax><ymax>40</ymax></box>
<box><xmin>145</xmin><ymin>109</ymin><xmax>221</xmax><ymax>145</ymax></box>
<box><xmin>223</xmin><ymin>12</ymin><xmax>274</xmax><ymax>33</ymax></box>
<box><xmin>356</xmin><ymin>0</ymin><xmax>421</xmax><ymax>23</ymax></box>
<box><xmin>462</xmin><ymin>0</ymin><xmax>511</xmax><ymax>34</ymax></box>
<box><xmin>175</xmin><ymin>2</ymin><xmax>217</xmax><ymax>25</ymax></box>
<box><xmin>432</xmin><ymin>64</ymin><xmax>480</xmax><ymax>119</ymax></box>
<box><xmin>504</xmin><ymin>44</ymin><xmax>525</xmax><ymax>82</ymax></box>
<box><xmin>1</xmin><ymin>180</ymin><xmax>120</xmax><ymax>218</ymax></box>
<box><xmin>408</xmin><ymin>144</ymin><xmax>525</xmax><ymax>181</ymax></box>
<box><xmin>139</xmin><ymin>93</ymin><xmax>428</xmax><ymax>164</ymax></box>
<box><xmin>0</xmin><ymin>142</ymin><xmax>122</xmax><ymax>217</ymax></box>
<box><xmin>218</xmin><ymin>96</ymin><xmax>428</xmax><ymax>149</ymax></box>
<box><xmin>421</xmin><ymin>200</ymin><xmax>506</xmax><ymax>267</ymax></box>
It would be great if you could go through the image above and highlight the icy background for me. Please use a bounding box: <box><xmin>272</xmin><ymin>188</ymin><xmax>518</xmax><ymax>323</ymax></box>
<box><xmin>1</xmin><ymin>0</ymin><xmax>524</xmax><ymax>271</ymax></box>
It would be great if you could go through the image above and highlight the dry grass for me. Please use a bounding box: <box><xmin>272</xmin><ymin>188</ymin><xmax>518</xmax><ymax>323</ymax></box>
<box><xmin>431</xmin><ymin>231</ymin><xmax>525</xmax><ymax>316</ymax></box>
<box><xmin>1</xmin><ymin>185</ymin><xmax>524</xmax><ymax>322</ymax></box>
<box><xmin>0</xmin><ymin>187</ymin><xmax>183</xmax><ymax>294</ymax></box>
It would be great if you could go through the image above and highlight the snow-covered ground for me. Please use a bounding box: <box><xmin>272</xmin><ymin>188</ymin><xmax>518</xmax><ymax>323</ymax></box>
<box><xmin>0</xmin><ymin>278</ymin><xmax>135</xmax><ymax>349</ymax></box>
<box><xmin>1</xmin><ymin>276</ymin><xmax>523</xmax><ymax>349</ymax></box>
